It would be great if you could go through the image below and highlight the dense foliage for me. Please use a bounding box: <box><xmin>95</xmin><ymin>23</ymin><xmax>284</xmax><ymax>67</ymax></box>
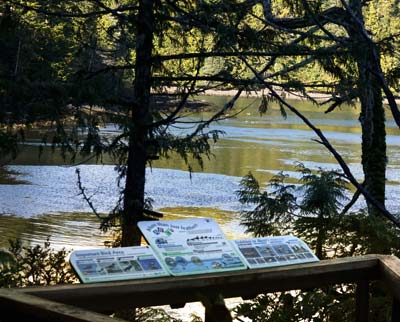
<box><xmin>0</xmin><ymin>239</ymin><xmax>76</xmax><ymax>287</ymax></box>
<box><xmin>235</xmin><ymin>165</ymin><xmax>400</xmax><ymax>321</ymax></box>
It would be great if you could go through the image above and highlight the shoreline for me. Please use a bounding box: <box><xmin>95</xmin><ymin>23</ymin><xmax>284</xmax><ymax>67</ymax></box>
<box><xmin>196</xmin><ymin>88</ymin><xmax>331</xmax><ymax>101</ymax></box>
<box><xmin>162</xmin><ymin>87</ymin><xmax>400</xmax><ymax>104</ymax></box>
<box><xmin>162</xmin><ymin>86</ymin><xmax>331</xmax><ymax>101</ymax></box>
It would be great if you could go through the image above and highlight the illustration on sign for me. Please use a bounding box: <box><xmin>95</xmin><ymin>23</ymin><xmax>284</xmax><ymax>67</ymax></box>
<box><xmin>69</xmin><ymin>246</ymin><xmax>169</xmax><ymax>283</ymax></box>
<box><xmin>233</xmin><ymin>235</ymin><xmax>319</xmax><ymax>269</ymax></box>
<box><xmin>138</xmin><ymin>218</ymin><xmax>247</xmax><ymax>276</ymax></box>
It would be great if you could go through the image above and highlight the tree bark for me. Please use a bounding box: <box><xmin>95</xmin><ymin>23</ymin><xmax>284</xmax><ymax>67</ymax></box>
<box><xmin>122</xmin><ymin>0</ymin><xmax>154</xmax><ymax>247</ymax></box>
<box><xmin>347</xmin><ymin>0</ymin><xmax>386</xmax><ymax>217</ymax></box>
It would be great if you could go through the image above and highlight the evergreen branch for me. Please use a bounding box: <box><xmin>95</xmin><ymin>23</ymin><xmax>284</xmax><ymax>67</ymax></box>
<box><xmin>153</xmin><ymin>76</ymin><xmax>336</xmax><ymax>89</ymax></box>
<box><xmin>153</xmin><ymin>76</ymin><xmax>259</xmax><ymax>86</ymax></box>
<box><xmin>153</xmin><ymin>48</ymin><xmax>347</xmax><ymax>62</ymax></box>
<box><xmin>300</xmin><ymin>0</ymin><xmax>348</xmax><ymax>45</ymax></box>
<box><xmin>322</xmin><ymin>93</ymin><xmax>358</xmax><ymax>114</ymax></box>
<box><xmin>266</xmin><ymin>56</ymin><xmax>316</xmax><ymax>79</ymax></box>
<box><xmin>149</xmin><ymin>67</ymin><xmax>200</xmax><ymax>129</ymax></box>
<box><xmin>260</xmin><ymin>0</ymin><xmax>346</xmax><ymax>30</ymax></box>
<box><xmin>88</xmin><ymin>0</ymin><xmax>138</xmax><ymax>18</ymax></box>
<box><xmin>187</xmin><ymin>45</ymin><xmax>283</xmax><ymax>137</ymax></box>
<box><xmin>249</xmin><ymin>10</ymin><xmax>333</xmax><ymax>42</ymax></box>
<box><xmin>163</xmin><ymin>0</ymin><xmax>257</xmax><ymax>33</ymax></box>
<box><xmin>106</xmin><ymin>132</ymin><xmax>129</xmax><ymax>153</ymax></box>
<box><xmin>163</xmin><ymin>0</ymin><xmax>211</xmax><ymax>29</ymax></box>
<box><xmin>154</xmin><ymin>82</ymin><xmax>228</xmax><ymax>96</ymax></box>
<box><xmin>242</xmin><ymin>54</ymin><xmax>315</xmax><ymax>102</ymax></box>
<box><xmin>11</xmin><ymin>1</ymin><xmax>137</xmax><ymax>19</ymax></box>
<box><xmin>190</xmin><ymin>88</ymin><xmax>243</xmax><ymax>138</ymax></box>
<box><xmin>171</xmin><ymin>104</ymin><xmax>249</xmax><ymax>125</ymax></box>
<box><xmin>83</xmin><ymin>64</ymin><xmax>135</xmax><ymax>80</ymax></box>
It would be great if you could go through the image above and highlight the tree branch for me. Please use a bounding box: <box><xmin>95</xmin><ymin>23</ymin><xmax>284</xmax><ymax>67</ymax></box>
<box><xmin>75</xmin><ymin>168</ymin><xmax>106</xmax><ymax>221</ymax></box>
<box><xmin>152</xmin><ymin>47</ymin><xmax>348</xmax><ymax>62</ymax></box>
<box><xmin>148</xmin><ymin>60</ymin><xmax>202</xmax><ymax>129</ymax></box>
<box><xmin>340</xmin><ymin>183</ymin><xmax>364</xmax><ymax>216</ymax></box>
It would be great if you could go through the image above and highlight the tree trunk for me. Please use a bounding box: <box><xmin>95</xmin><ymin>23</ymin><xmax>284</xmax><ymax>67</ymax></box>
<box><xmin>348</xmin><ymin>0</ymin><xmax>386</xmax><ymax>218</ymax></box>
<box><xmin>358</xmin><ymin>61</ymin><xmax>386</xmax><ymax>218</ymax></box>
<box><xmin>122</xmin><ymin>0</ymin><xmax>154</xmax><ymax>247</ymax></box>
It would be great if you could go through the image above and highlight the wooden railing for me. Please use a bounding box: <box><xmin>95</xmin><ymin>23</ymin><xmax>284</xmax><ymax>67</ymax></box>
<box><xmin>1</xmin><ymin>254</ymin><xmax>400</xmax><ymax>321</ymax></box>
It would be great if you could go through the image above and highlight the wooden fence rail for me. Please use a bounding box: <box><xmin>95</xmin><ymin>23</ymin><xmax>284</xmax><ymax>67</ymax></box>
<box><xmin>1</xmin><ymin>254</ymin><xmax>399</xmax><ymax>321</ymax></box>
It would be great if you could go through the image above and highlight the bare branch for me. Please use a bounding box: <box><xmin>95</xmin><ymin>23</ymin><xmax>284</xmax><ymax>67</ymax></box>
<box><xmin>340</xmin><ymin>183</ymin><xmax>364</xmax><ymax>216</ymax></box>
<box><xmin>75</xmin><ymin>168</ymin><xmax>106</xmax><ymax>221</ymax></box>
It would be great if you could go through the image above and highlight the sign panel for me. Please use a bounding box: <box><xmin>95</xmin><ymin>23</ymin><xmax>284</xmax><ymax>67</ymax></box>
<box><xmin>233</xmin><ymin>235</ymin><xmax>319</xmax><ymax>269</ymax></box>
<box><xmin>69</xmin><ymin>246</ymin><xmax>169</xmax><ymax>283</ymax></box>
<box><xmin>138</xmin><ymin>218</ymin><xmax>247</xmax><ymax>276</ymax></box>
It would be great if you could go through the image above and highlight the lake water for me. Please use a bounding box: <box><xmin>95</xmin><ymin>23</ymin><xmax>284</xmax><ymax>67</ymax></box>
<box><xmin>1</xmin><ymin>96</ymin><xmax>399</xmax><ymax>250</ymax></box>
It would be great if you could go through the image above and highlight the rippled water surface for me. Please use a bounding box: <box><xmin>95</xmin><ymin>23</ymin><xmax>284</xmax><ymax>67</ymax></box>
<box><xmin>1</xmin><ymin>96</ymin><xmax>399</xmax><ymax>250</ymax></box>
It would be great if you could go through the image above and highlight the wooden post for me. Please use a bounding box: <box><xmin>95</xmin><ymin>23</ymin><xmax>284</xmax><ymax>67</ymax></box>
<box><xmin>355</xmin><ymin>280</ymin><xmax>369</xmax><ymax>322</ymax></box>
<box><xmin>202</xmin><ymin>293</ymin><xmax>232</xmax><ymax>322</ymax></box>
<box><xmin>392</xmin><ymin>297</ymin><xmax>400</xmax><ymax>322</ymax></box>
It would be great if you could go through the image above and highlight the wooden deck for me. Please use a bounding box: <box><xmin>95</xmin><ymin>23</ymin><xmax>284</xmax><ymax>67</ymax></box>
<box><xmin>1</xmin><ymin>254</ymin><xmax>399</xmax><ymax>321</ymax></box>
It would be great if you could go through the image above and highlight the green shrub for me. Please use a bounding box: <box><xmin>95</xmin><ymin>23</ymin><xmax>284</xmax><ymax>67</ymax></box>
<box><xmin>0</xmin><ymin>238</ymin><xmax>77</xmax><ymax>288</ymax></box>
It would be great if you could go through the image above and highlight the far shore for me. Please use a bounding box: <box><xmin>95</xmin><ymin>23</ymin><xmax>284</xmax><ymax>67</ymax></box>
<box><xmin>197</xmin><ymin>88</ymin><xmax>331</xmax><ymax>100</ymax></box>
<box><xmin>161</xmin><ymin>87</ymin><xmax>400</xmax><ymax>104</ymax></box>
<box><xmin>161</xmin><ymin>86</ymin><xmax>331</xmax><ymax>100</ymax></box>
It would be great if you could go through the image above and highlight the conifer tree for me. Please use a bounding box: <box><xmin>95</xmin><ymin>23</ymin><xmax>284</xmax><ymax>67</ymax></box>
<box><xmin>239</xmin><ymin>0</ymin><xmax>400</xmax><ymax>220</ymax></box>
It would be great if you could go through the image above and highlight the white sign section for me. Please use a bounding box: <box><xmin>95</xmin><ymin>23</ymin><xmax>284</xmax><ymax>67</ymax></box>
<box><xmin>69</xmin><ymin>246</ymin><xmax>169</xmax><ymax>283</ymax></box>
<box><xmin>138</xmin><ymin>218</ymin><xmax>247</xmax><ymax>276</ymax></box>
<box><xmin>233</xmin><ymin>235</ymin><xmax>319</xmax><ymax>269</ymax></box>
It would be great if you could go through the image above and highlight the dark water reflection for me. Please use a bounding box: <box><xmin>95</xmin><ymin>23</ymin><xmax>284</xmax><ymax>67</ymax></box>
<box><xmin>0</xmin><ymin>212</ymin><xmax>111</xmax><ymax>250</ymax></box>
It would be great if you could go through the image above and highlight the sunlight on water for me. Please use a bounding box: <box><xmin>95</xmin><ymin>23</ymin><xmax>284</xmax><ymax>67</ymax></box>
<box><xmin>0</xmin><ymin>165</ymin><xmax>246</xmax><ymax>217</ymax></box>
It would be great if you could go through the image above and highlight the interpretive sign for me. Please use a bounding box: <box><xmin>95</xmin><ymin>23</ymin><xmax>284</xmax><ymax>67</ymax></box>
<box><xmin>233</xmin><ymin>235</ymin><xmax>319</xmax><ymax>269</ymax></box>
<box><xmin>69</xmin><ymin>246</ymin><xmax>168</xmax><ymax>283</ymax></box>
<box><xmin>138</xmin><ymin>218</ymin><xmax>247</xmax><ymax>276</ymax></box>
